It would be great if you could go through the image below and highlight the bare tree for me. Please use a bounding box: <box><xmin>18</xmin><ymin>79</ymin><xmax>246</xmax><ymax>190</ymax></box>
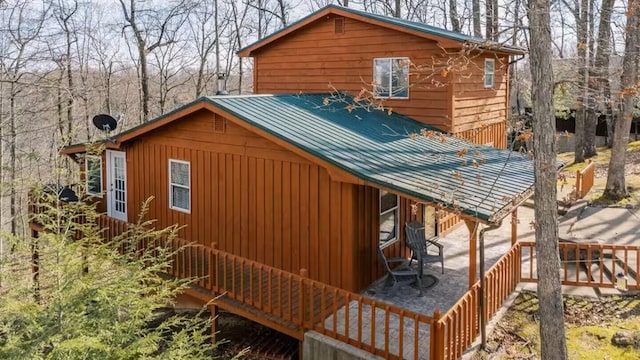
<box><xmin>187</xmin><ymin>1</ymin><xmax>219</xmax><ymax>98</ymax></box>
<box><xmin>53</xmin><ymin>0</ymin><xmax>78</xmax><ymax>146</ymax></box>
<box><xmin>472</xmin><ymin>0</ymin><xmax>482</xmax><ymax>37</ymax></box>
<box><xmin>485</xmin><ymin>0</ymin><xmax>498</xmax><ymax>40</ymax></box>
<box><xmin>118</xmin><ymin>0</ymin><xmax>195</xmax><ymax>122</ymax></box>
<box><xmin>584</xmin><ymin>0</ymin><xmax>614</xmax><ymax>158</ymax></box>
<box><xmin>1</xmin><ymin>0</ymin><xmax>49</xmax><ymax>237</ymax></box>
<box><xmin>527</xmin><ymin>0</ymin><xmax>568</xmax><ymax>358</ymax></box>
<box><xmin>229</xmin><ymin>0</ymin><xmax>251</xmax><ymax>94</ymax></box>
<box><xmin>152</xmin><ymin>41</ymin><xmax>189</xmax><ymax>113</ymax></box>
<box><xmin>449</xmin><ymin>0</ymin><xmax>461</xmax><ymax>32</ymax></box>
<box><xmin>604</xmin><ymin>0</ymin><xmax>640</xmax><ymax>199</ymax></box>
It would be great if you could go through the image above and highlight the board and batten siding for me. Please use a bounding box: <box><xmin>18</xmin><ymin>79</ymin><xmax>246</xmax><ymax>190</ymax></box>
<box><xmin>351</xmin><ymin>184</ymin><xmax>423</xmax><ymax>291</ymax></box>
<box><xmin>117</xmin><ymin>108</ymin><xmax>388</xmax><ymax>292</ymax></box>
<box><xmin>451</xmin><ymin>55</ymin><xmax>509</xmax><ymax>148</ymax></box>
<box><xmin>252</xmin><ymin>15</ymin><xmax>453</xmax><ymax>131</ymax></box>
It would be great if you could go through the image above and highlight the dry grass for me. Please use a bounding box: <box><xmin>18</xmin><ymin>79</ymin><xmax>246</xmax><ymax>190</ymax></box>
<box><xmin>476</xmin><ymin>292</ymin><xmax>640</xmax><ymax>360</ymax></box>
<box><xmin>557</xmin><ymin>141</ymin><xmax>640</xmax><ymax>207</ymax></box>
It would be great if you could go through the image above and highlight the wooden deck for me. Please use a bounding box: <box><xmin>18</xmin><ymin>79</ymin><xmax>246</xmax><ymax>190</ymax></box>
<box><xmin>29</xmin><ymin>200</ymin><xmax>640</xmax><ymax>360</ymax></box>
<box><xmin>91</xmin><ymin>214</ymin><xmax>438</xmax><ymax>359</ymax></box>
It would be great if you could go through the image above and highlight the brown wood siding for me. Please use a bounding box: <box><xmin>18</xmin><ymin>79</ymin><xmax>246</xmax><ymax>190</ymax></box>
<box><xmin>351</xmin><ymin>185</ymin><xmax>422</xmax><ymax>292</ymax></box>
<box><xmin>252</xmin><ymin>16</ymin><xmax>453</xmax><ymax>130</ymax></box>
<box><xmin>452</xmin><ymin>55</ymin><xmax>508</xmax><ymax>134</ymax></box>
<box><xmin>118</xmin><ymin>108</ymin><xmax>363</xmax><ymax>291</ymax></box>
<box><xmin>454</xmin><ymin>121</ymin><xmax>507</xmax><ymax>149</ymax></box>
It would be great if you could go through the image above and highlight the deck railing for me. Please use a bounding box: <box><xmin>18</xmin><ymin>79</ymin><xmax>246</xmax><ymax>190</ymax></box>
<box><xmin>94</xmin><ymin>214</ymin><xmax>437</xmax><ymax>360</ymax></box>
<box><xmin>520</xmin><ymin>241</ymin><xmax>640</xmax><ymax>290</ymax></box>
<box><xmin>33</xmin><ymin>201</ymin><xmax>640</xmax><ymax>360</ymax></box>
<box><xmin>432</xmin><ymin>242</ymin><xmax>521</xmax><ymax>360</ymax></box>
<box><xmin>575</xmin><ymin>160</ymin><xmax>596</xmax><ymax>199</ymax></box>
<box><xmin>438</xmin><ymin>210</ymin><xmax>463</xmax><ymax>236</ymax></box>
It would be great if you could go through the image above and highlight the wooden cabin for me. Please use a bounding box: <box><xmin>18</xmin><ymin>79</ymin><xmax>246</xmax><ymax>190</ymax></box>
<box><xmin>61</xmin><ymin>93</ymin><xmax>533</xmax><ymax>294</ymax></box>
<box><xmin>47</xmin><ymin>6</ymin><xmax>536</xmax><ymax>359</ymax></box>
<box><xmin>238</xmin><ymin>5</ymin><xmax>524</xmax><ymax>149</ymax></box>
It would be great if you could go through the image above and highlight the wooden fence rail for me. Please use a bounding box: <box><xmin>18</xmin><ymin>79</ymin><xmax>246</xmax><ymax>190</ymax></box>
<box><xmin>34</xmin><ymin>199</ymin><xmax>640</xmax><ymax>360</ymax></box>
<box><xmin>95</xmin><ymin>214</ymin><xmax>437</xmax><ymax>360</ymax></box>
<box><xmin>438</xmin><ymin>210</ymin><xmax>463</xmax><ymax>237</ymax></box>
<box><xmin>520</xmin><ymin>241</ymin><xmax>640</xmax><ymax>290</ymax></box>
<box><xmin>575</xmin><ymin>160</ymin><xmax>596</xmax><ymax>199</ymax></box>
<box><xmin>433</xmin><ymin>243</ymin><xmax>521</xmax><ymax>360</ymax></box>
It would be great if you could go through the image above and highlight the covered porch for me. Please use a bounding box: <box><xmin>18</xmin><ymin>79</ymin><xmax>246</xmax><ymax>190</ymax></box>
<box><xmin>366</xmin><ymin>205</ymin><xmax>535</xmax><ymax>316</ymax></box>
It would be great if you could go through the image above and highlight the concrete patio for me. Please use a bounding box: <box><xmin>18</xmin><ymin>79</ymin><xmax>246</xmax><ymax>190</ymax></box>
<box><xmin>363</xmin><ymin>205</ymin><xmax>536</xmax><ymax>317</ymax></box>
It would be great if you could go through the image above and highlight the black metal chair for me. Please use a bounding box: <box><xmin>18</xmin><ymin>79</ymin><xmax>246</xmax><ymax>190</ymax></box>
<box><xmin>377</xmin><ymin>246</ymin><xmax>423</xmax><ymax>296</ymax></box>
<box><xmin>405</xmin><ymin>222</ymin><xmax>445</xmax><ymax>277</ymax></box>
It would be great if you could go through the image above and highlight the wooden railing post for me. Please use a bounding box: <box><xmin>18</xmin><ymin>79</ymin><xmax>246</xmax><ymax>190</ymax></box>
<box><xmin>430</xmin><ymin>310</ymin><xmax>443</xmax><ymax>360</ymax></box>
<box><xmin>511</xmin><ymin>208</ymin><xmax>518</xmax><ymax>245</ymax></box>
<box><xmin>208</xmin><ymin>303</ymin><xmax>219</xmax><ymax>344</ymax></box>
<box><xmin>299</xmin><ymin>268</ymin><xmax>307</xmax><ymax>328</ymax></box>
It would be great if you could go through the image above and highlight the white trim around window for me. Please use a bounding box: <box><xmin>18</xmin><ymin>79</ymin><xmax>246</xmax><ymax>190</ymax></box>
<box><xmin>85</xmin><ymin>155</ymin><xmax>103</xmax><ymax>198</ymax></box>
<box><xmin>379</xmin><ymin>190</ymin><xmax>400</xmax><ymax>248</ymax></box>
<box><xmin>373</xmin><ymin>57</ymin><xmax>410</xmax><ymax>99</ymax></box>
<box><xmin>484</xmin><ymin>58</ymin><xmax>495</xmax><ymax>88</ymax></box>
<box><xmin>169</xmin><ymin>159</ymin><xmax>191</xmax><ymax>213</ymax></box>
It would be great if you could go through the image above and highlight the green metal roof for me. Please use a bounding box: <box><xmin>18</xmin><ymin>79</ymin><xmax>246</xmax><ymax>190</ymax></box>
<box><xmin>238</xmin><ymin>5</ymin><xmax>525</xmax><ymax>55</ymax></box>
<box><xmin>203</xmin><ymin>94</ymin><xmax>534</xmax><ymax>222</ymax></box>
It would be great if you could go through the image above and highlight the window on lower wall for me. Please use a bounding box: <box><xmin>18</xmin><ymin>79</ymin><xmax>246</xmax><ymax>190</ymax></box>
<box><xmin>169</xmin><ymin>159</ymin><xmax>190</xmax><ymax>213</ymax></box>
<box><xmin>373</xmin><ymin>57</ymin><xmax>410</xmax><ymax>99</ymax></box>
<box><xmin>380</xmin><ymin>190</ymin><xmax>399</xmax><ymax>248</ymax></box>
<box><xmin>484</xmin><ymin>58</ymin><xmax>495</xmax><ymax>88</ymax></box>
<box><xmin>85</xmin><ymin>155</ymin><xmax>102</xmax><ymax>197</ymax></box>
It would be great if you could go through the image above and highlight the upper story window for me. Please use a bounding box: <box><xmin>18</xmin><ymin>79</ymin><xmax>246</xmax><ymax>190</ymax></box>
<box><xmin>484</xmin><ymin>58</ymin><xmax>495</xmax><ymax>88</ymax></box>
<box><xmin>373</xmin><ymin>57</ymin><xmax>410</xmax><ymax>99</ymax></box>
<box><xmin>169</xmin><ymin>159</ymin><xmax>190</xmax><ymax>213</ymax></box>
<box><xmin>380</xmin><ymin>190</ymin><xmax>399</xmax><ymax>248</ymax></box>
<box><xmin>85</xmin><ymin>155</ymin><xmax>102</xmax><ymax>197</ymax></box>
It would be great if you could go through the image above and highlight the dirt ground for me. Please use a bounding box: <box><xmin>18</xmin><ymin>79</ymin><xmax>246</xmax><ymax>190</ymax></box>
<box><xmin>476</xmin><ymin>292</ymin><xmax>640</xmax><ymax>360</ymax></box>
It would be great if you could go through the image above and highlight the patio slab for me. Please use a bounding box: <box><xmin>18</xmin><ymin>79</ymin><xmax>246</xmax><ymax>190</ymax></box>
<box><xmin>363</xmin><ymin>205</ymin><xmax>536</xmax><ymax>317</ymax></box>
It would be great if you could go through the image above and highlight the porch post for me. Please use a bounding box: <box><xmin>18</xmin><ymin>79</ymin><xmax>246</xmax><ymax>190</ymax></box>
<box><xmin>465</xmin><ymin>220</ymin><xmax>478</xmax><ymax>289</ymax></box>
<box><xmin>511</xmin><ymin>208</ymin><xmax>518</xmax><ymax>245</ymax></box>
<box><xmin>209</xmin><ymin>303</ymin><xmax>219</xmax><ymax>344</ymax></box>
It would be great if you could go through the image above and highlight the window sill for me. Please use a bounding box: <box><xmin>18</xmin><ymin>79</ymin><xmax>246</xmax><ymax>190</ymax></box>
<box><xmin>169</xmin><ymin>206</ymin><xmax>191</xmax><ymax>214</ymax></box>
<box><xmin>86</xmin><ymin>192</ymin><xmax>103</xmax><ymax>199</ymax></box>
<box><xmin>373</xmin><ymin>96</ymin><xmax>410</xmax><ymax>100</ymax></box>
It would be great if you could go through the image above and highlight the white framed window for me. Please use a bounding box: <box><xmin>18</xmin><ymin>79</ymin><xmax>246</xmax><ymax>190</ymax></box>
<box><xmin>169</xmin><ymin>159</ymin><xmax>190</xmax><ymax>213</ymax></box>
<box><xmin>484</xmin><ymin>58</ymin><xmax>495</xmax><ymax>88</ymax></box>
<box><xmin>380</xmin><ymin>190</ymin><xmax>399</xmax><ymax>248</ymax></box>
<box><xmin>85</xmin><ymin>155</ymin><xmax>102</xmax><ymax>197</ymax></box>
<box><xmin>373</xmin><ymin>57</ymin><xmax>410</xmax><ymax>99</ymax></box>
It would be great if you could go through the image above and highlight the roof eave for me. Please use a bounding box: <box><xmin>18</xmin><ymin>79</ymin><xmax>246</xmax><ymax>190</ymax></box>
<box><xmin>487</xmin><ymin>185</ymin><xmax>535</xmax><ymax>224</ymax></box>
<box><xmin>238</xmin><ymin>5</ymin><xmax>527</xmax><ymax>57</ymax></box>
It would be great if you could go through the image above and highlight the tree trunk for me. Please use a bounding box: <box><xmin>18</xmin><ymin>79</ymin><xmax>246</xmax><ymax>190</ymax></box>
<box><xmin>472</xmin><ymin>0</ymin><xmax>482</xmax><ymax>37</ymax></box>
<box><xmin>138</xmin><ymin>46</ymin><xmax>150</xmax><ymax>121</ymax></box>
<box><xmin>584</xmin><ymin>0</ymin><xmax>614</xmax><ymax>157</ymax></box>
<box><xmin>448</xmin><ymin>0</ymin><xmax>460</xmax><ymax>32</ymax></box>
<box><xmin>527</xmin><ymin>0</ymin><xmax>568</xmax><ymax>358</ymax></box>
<box><xmin>9</xmin><ymin>82</ymin><xmax>17</xmax><ymax>238</ymax></box>
<box><xmin>485</xmin><ymin>0</ymin><xmax>498</xmax><ymax>40</ymax></box>
<box><xmin>574</xmin><ymin>0</ymin><xmax>589</xmax><ymax>163</ymax></box>
<box><xmin>604</xmin><ymin>0</ymin><xmax>640</xmax><ymax>199</ymax></box>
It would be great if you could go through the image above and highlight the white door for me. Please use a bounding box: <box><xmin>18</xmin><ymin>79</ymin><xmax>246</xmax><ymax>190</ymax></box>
<box><xmin>106</xmin><ymin>150</ymin><xmax>127</xmax><ymax>221</ymax></box>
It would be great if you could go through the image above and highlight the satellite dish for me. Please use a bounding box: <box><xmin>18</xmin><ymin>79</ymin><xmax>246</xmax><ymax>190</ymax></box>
<box><xmin>92</xmin><ymin>114</ymin><xmax>118</xmax><ymax>133</ymax></box>
<box><xmin>58</xmin><ymin>187</ymin><xmax>78</xmax><ymax>203</ymax></box>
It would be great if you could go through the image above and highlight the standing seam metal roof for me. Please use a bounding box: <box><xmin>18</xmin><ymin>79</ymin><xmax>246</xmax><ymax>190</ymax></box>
<box><xmin>203</xmin><ymin>93</ymin><xmax>535</xmax><ymax>222</ymax></box>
